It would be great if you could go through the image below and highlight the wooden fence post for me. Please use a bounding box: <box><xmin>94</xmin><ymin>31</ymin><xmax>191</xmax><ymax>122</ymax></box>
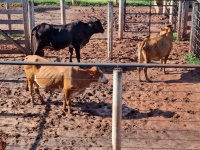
<box><xmin>113</xmin><ymin>0</ymin><xmax>118</xmax><ymax>5</ymax></box>
<box><xmin>169</xmin><ymin>0</ymin><xmax>174</xmax><ymax>23</ymax></box>
<box><xmin>28</xmin><ymin>0</ymin><xmax>35</xmax><ymax>35</ymax></box>
<box><xmin>177</xmin><ymin>0</ymin><xmax>182</xmax><ymax>40</ymax></box>
<box><xmin>108</xmin><ymin>1</ymin><xmax>113</xmax><ymax>60</ymax></box>
<box><xmin>163</xmin><ymin>0</ymin><xmax>167</xmax><ymax>14</ymax></box>
<box><xmin>182</xmin><ymin>1</ymin><xmax>189</xmax><ymax>38</ymax></box>
<box><xmin>119</xmin><ymin>0</ymin><xmax>124</xmax><ymax>39</ymax></box>
<box><xmin>6</xmin><ymin>3</ymin><xmax>11</xmax><ymax>33</ymax></box>
<box><xmin>60</xmin><ymin>0</ymin><xmax>66</xmax><ymax>24</ymax></box>
<box><xmin>72</xmin><ymin>0</ymin><xmax>75</xmax><ymax>5</ymax></box>
<box><xmin>112</xmin><ymin>68</ymin><xmax>122</xmax><ymax>150</ymax></box>
<box><xmin>22</xmin><ymin>0</ymin><xmax>30</xmax><ymax>55</ymax></box>
<box><xmin>189</xmin><ymin>2</ymin><xmax>197</xmax><ymax>54</ymax></box>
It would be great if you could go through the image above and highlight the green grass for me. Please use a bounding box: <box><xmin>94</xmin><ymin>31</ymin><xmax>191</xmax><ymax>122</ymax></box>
<box><xmin>0</xmin><ymin>34</ymin><xmax>24</xmax><ymax>40</ymax></box>
<box><xmin>34</xmin><ymin>0</ymin><xmax>150</xmax><ymax>6</ymax></box>
<box><xmin>173</xmin><ymin>32</ymin><xmax>177</xmax><ymax>41</ymax></box>
<box><xmin>183</xmin><ymin>53</ymin><xmax>200</xmax><ymax>64</ymax></box>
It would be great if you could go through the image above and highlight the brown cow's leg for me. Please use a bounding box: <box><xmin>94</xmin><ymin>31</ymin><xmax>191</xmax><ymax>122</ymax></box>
<box><xmin>160</xmin><ymin>58</ymin><xmax>164</xmax><ymax>71</ymax></box>
<box><xmin>163</xmin><ymin>52</ymin><xmax>170</xmax><ymax>74</ymax></box>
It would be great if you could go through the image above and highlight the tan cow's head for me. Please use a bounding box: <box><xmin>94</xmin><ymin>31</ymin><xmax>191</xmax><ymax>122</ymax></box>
<box><xmin>87</xmin><ymin>66</ymin><xmax>108</xmax><ymax>84</ymax></box>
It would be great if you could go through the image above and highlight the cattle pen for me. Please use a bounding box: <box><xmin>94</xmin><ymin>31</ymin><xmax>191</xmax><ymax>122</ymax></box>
<box><xmin>1</xmin><ymin>0</ymin><xmax>200</xmax><ymax>150</ymax></box>
<box><xmin>0</xmin><ymin>61</ymin><xmax>200</xmax><ymax>149</ymax></box>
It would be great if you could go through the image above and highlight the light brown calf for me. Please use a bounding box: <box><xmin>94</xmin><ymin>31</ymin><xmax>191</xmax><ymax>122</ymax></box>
<box><xmin>24</xmin><ymin>55</ymin><xmax>108</xmax><ymax>114</ymax></box>
<box><xmin>137</xmin><ymin>24</ymin><xmax>173</xmax><ymax>82</ymax></box>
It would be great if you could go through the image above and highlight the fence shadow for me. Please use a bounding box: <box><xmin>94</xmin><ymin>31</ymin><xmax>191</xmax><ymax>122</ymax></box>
<box><xmin>164</xmin><ymin>68</ymin><xmax>200</xmax><ymax>83</ymax></box>
<box><xmin>123</xmin><ymin>108</ymin><xmax>175</xmax><ymax>120</ymax></box>
<box><xmin>30</xmin><ymin>98</ymin><xmax>51</xmax><ymax>150</ymax></box>
<box><xmin>74</xmin><ymin>101</ymin><xmax>175</xmax><ymax>120</ymax></box>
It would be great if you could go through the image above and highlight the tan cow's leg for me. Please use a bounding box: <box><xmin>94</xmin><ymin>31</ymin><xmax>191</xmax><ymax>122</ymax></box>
<box><xmin>34</xmin><ymin>86</ymin><xmax>45</xmax><ymax>104</ymax></box>
<box><xmin>63</xmin><ymin>90</ymin><xmax>72</xmax><ymax>114</ymax></box>
<box><xmin>138</xmin><ymin>67</ymin><xmax>142</xmax><ymax>82</ymax></box>
<box><xmin>25</xmin><ymin>79</ymin><xmax>29</xmax><ymax>91</ymax></box>
<box><xmin>28</xmin><ymin>79</ymin><xmax>34</xmax><ymax>105</ymax></box>
<box><xmin>144</xmin><ymin>54</ymin><xmax>151</xmax><ymax>82</ymax></box>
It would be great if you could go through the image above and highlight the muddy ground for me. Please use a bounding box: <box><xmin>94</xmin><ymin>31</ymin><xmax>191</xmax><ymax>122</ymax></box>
<box><xmin>0</xmin><ymin>5</ymin><xmax>200</xmax><ymax>150</ymax></box>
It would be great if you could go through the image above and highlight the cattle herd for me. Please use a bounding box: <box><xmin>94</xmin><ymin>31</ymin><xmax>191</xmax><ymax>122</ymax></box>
<box><xmin>24</xmin><ymin>17</ymin><xmax>174</xmax><ymax>114</ymax></box>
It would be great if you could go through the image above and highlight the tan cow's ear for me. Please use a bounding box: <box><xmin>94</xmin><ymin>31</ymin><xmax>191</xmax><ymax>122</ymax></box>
<box><xmin>160</xmin><ymin>28</ymin><xmax>165</xmax><ymax>31</ymax></box>
<box><xmin>87</xmin><ymin>69</ymin><xmax>94</xmax><ymax>76</ymax></box>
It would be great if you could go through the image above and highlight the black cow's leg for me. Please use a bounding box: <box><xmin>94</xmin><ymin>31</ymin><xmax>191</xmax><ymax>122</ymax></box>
<box><xmin>75</xmin><ymin>47</ymin><xmax>81</xmax><ymax>63</ymax></box>
<box><xmin>69</xmin><ymin>47</ymin><xmax>73</xmax><ymax>62</ymax></box>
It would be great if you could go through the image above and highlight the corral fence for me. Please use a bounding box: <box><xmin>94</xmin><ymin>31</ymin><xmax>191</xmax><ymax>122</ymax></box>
<box><xmin>123</xmin><ymin>0</ymin><xmax>178</xmax><ymax>37</ymax></box>
<box><xmin>0</xmin><ymin>61</ymin><xmax>200</xmax><ymax>149</ymax></box>
<box><xmin>1</xmin><ymin>0</ymin><xmax>200</xmax><ymax>57</ymax></box>
<box><xmin>189</xmin><ymin>1</ymin><xmax>200</xmax><ymax>57</ymax></box>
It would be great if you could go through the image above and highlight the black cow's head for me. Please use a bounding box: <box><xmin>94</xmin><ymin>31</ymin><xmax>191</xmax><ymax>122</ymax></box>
<box><xmin>31</xmin><ymin>23</ymin><xmax>51</xmax><ymax>56</ymax></box>
<box><xmin>89</xmin><ymin>17</ymin><xmax>104</xmax><ymax>33</ymax></box>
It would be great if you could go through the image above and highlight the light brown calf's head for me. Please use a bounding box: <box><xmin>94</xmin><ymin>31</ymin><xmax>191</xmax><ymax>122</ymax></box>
<box><xmin>87</xmin><ymin>66</ymin><xmax>108</xmax><ymax>84</ymax></box>
<box><xmin>160</xmin><ymin>24</ymin><xmax>173</xmax><ymax>35</ymax></box>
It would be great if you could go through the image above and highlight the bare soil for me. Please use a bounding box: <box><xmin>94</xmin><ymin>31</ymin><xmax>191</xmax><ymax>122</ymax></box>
<box><xmin>0</xmin><ymin>5</ymin><xmax>200</xmax><ymax>150</ymax></box>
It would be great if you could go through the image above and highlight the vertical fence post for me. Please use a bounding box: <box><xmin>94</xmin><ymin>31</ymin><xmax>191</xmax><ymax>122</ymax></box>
<box><xmin>108</xmin><ymin>1</ymin><xmax>113</xmax><ymax>60</ymax></box>
<box><xmin>163</xmin><ymin>0</ymin><xmax>167</xmax><ymax>14</ymax></box>
<box><xmin>6</xmin><ymin>3</ymin><xmax>11</xmax><ymax>33</ymax></box>
<box><xmin>112</xmin><ymin>68</ymin><xmax>122</xmax><ymax>150</ymax></box>
<box><xmin>72</xmin><ymin>0</ymin><xmax>75</xmax><ymax>5</ymax></box>
<box><xmin>28</xmin><ymin>0</ymin><xmax>35</xmax><ymax>35</ymax></box>
<box><xmin>169</xmin><ymin>0</ymin><xmax>174</xmax><ymax>23</ymax></box>
<box><xmin>189</xmin><ymin>2</ymin><xmax>197</xmax><ymax>54</ymax></box>
<box><xmin>22</xmin><ymin>0</ymin><xmax>30</xmax><ymax>55</ymax></box>
<box><xmin>60</xmin><ymin>0</ymin><xmax>66</xmax><ymax>24</ymax></box>
<box><xmin>119</xmin><ymin>0</ymin><xmax>124</xmax><ymax>39</ymax></box>
<box><xmin>113</xmin><ymin>0</ymin><xmax>118</xmax><ymax>5</ymax></box>
<box><xmin>183</xmin><ymin>1</ymin><xmax>189</xmax><ymax>38</ymax></box>
<box><xmin>177</xmin><ymin>0</ymin><xmax>182</xmax><ymax>40</ymax></box>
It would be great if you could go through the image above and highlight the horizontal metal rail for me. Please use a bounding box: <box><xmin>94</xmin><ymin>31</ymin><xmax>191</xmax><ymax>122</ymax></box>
<box><xmin>0</xmin><ymin>61</ymin><xmax>200</xmax><ymax>68</ymax></box>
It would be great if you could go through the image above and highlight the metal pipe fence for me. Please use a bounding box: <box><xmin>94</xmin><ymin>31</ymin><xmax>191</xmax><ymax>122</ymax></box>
<box><xmin>0</xmin><ymin>62</ymin><xmax>200</xmax><ymax>149</ymax></box>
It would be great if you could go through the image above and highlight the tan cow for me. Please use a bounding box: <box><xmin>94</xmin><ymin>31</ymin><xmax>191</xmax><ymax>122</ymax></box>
<box><xmin>24</xmin><ymin>55</ymin><xmax>108</xmax><ymax>114</ymax></box>
<box><xmin>137</xmin><ymin>24</ymin><xmax>173</xmax><ymax>82</ymax></box>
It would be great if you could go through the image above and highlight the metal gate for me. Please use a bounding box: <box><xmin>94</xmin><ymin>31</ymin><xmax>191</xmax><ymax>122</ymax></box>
<box><xmin>124</xmin><ymin>0</ymin><xmax>178</xmax><ymax>37</ymax></box>
<box><xmin>0</xmin><ymin>0</ymin><xmax>30</xmax><ymax>55</ymax></box>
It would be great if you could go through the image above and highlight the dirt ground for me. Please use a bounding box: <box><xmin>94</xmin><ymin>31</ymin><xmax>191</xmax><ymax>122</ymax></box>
<box><xmin>0</xmin><ymin>5</ymin><xmax>200</xmax><ymax>150</ymax></box>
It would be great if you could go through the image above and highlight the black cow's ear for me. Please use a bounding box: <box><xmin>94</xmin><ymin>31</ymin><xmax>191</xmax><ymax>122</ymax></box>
<box><xmin>37</xmin><ymin>24</ymin><xmax>50</xmax><ymax>37</ymax></box>
<box><xmin>90</xmin><ymin>17</ymin><xmax>97</xmax><ymax>22</ymax></box>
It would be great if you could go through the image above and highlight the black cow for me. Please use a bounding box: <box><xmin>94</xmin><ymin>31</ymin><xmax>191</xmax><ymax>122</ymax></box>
<box><xmin>31</xmin><ymin>17</ymin><xmax>104</xmax><ymax>62</ymax></box>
